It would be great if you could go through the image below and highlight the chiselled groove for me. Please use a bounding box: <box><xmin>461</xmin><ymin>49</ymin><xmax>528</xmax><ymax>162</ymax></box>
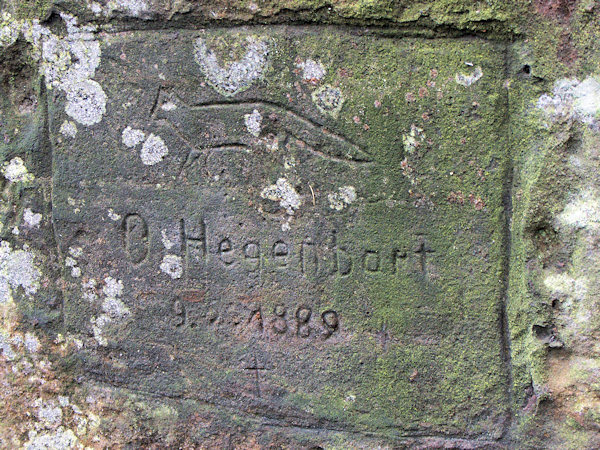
<box><xmin>177</xmin><ymin>145</ymin><xmax>249</xmax><ymax>179</ymax></box>
<box><xmin>498</xmin><ymin>42</ymin><xmax>515</xmax><ymax>440</ymax></box>
<box><xmin>83</xmin><ymin>23</ymin><xmax>517</xmax><ymax>43</ymax></box>
<box><xmin>154</xmin><ymin>94</ymin><xmax>372</xmax><ymax>164</ymax></box>
<box><xmin>89</xmin><ymin>372</ymin><xmax>503</xmax><ymax>444</ymax></box>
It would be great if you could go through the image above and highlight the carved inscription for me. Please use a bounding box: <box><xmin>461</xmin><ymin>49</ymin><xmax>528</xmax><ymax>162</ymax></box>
<box><xmin>244</xmin><ymin>354</ymin><xmax>270</xmax><ymax>398</ymax></box>
<box><xmin>184</xmin><ymin>218</ymin><xmax>207</xmax><ymax>278</ymax></box>
<box><xmin>171</xmin><ymin>294</ymin><xmax>341</xmax><ymax>341</ymax></box>
<box><xmin>48</xmin><ymin>26</ymin><xmax>511</xmax><ymax>435</ymax></box>
<box><xmin>121</xmin><ymin>215</ymin><xmax>437</xmax><ymax>282</ymax></box>
<box><xmin>123</xmin><ymin>214</ymin><xmax>149</xmax><ymax>263</ymax></box>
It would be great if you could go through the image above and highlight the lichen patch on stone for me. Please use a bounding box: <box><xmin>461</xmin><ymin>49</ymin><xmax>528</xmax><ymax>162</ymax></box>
<box><xmin>140</xmin><ymin>133</ymin><xmax>169</xmax><ymax>165</ymax></box>
<box><xmin>296</xmin><ymin>58</ymin><xmax>326</xmax><ymax>83</ymax></box>
<box><xmin>122</xmin><ymin>126</ymin><xmax>146</xmax><ymax>148</ymax></box>
<box><xmin>455</xmin><ymin>66</ymin><xmax>483</xmax><ymax>87</ymax></box>
<box><xmin>328</xmin><ymin>186</ymin><xmax>357</xmax><ymax>211</ymax></box>
<box><xmin>0</xmin><ymin>12</ymin><xmax>107</xmax><ymax>127</ymax></box>
<box><xmin>558</xmin><ymin>189</ymin><xmax>600</xmax><ymax>231</ymax></box>
<box><xmin>312</xmin><ymin>85</ymin><xmax>344</xmax><ymax>118</ymax></box>
<box><xmin>402</xmin><ymin>124</ymin><xmax>426</xmax><ymax>154</ymax></box>
<box><xmin>0</xmin><ymin>12</ymin><xmax>19</xmax><ymax>48</ymax></box>
<box><xmin>107</xmin><ymin>209</ymin><xmax>121</xmax><ymax>221</ymax></box>
<box><xmin>544</xmin><ymin>272</ymin><xmax>588</xmax><ymax>302</ymax></box>
<box><xmin>102</xmin><ymin>276</ymin><xmax>123</xmax><ymax>298</ymax></box>
<box><xmin>160</xmin><ymin>101</ymin><xmax>177</xmax><ymax>111</ymax></box>
<box><xmin>244</xmin><ymin>109</ymin><xmax>262</xmax><ymax>137</ymax></box>
<box><xmin>161</xmin><ymin>228</ymin><xmax>181</xmax><ymax>250</ymax></box>
<box><xmin>261</xmin><ymin>178</ymin><xmax>302</xmax><ymax>215</ymax></box>
<box><xmin>90</xmin><ymin>277</ymin><xmax>129</xmax><ymax>346</ymax></box>
<box><xmin>24</xmin><ymin>332</ymin><xmax>40</xmax><ymax>353</ymax></box>
<box><xmin>64</xmin><ymin>79</ymin><xmax>107</xmax><ymax>126</ymax></box>
<box><xmin>111</xmin><ymin>0</ymin><xmax>151</xmax><ymax>17</ymax></box>
<box><xmin>0</xmin><ymin>241</ymin><xmax>41</xmax><ymax>304</ymax></box>
<box><xmin>23</xmin><ymin>209</ymin><xmax>42</xmax><ymax>228</ymax></box>
<box><xmin>2</xmin><ymin>157</ymin><xmax>34</xmax><ymax>183</ymax></box>
<box><xmin>59</xmin><ymin>120</ymin><xmax>78</xmax><ymax>138</ymax></box>
<box><xmin>538</xmin><ymin>77</ymin><xmax>600</xmax><ymax>127</ymax></box>
<box><xmin>194</xmin><ymin>35</ymin><xmax>269</xmax><ymax>97</ymax></box>
<box><xmin>24</xmin><ymin>427</ymin><xmax>78</xmax><ymax>449</ymax></box>
<box><xmin>160</xmin><ymin>255</ymin><xmax>183</xmax><ymax>279</ymax></box>
<box><xmin>36</xmin><ymin>399</ymin><xmax>63</xmax><ymax>427</ymax></box>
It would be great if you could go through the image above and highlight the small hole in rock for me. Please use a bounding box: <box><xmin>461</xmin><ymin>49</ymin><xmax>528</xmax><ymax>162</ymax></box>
<box><xmin>522</xmin><ymin>65</ymin><xmax>531</xmax><ymax>75</ymax></box>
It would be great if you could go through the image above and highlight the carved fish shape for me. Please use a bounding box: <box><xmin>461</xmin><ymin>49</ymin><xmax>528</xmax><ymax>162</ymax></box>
<box><xmin>154</xmin><ymin>98</ymin><xmax>372</xmax><ymax>165</ymax></box>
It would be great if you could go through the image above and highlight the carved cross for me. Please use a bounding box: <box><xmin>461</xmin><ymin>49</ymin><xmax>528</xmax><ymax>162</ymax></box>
<box><xmin>244</xmin><ymin>354</ymin><xmax>269</xmax><ymax>398</ymax></box>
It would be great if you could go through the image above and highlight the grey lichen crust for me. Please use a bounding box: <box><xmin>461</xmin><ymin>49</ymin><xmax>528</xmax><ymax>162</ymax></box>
<box><xmin>194</xmin><ymin>35</ymin><xmax>270</xmax><ymax>97</ymax></box>
<box><xmin>0</xmin><ymin>11</ymin><xmax>107</xmax><ymax>127</ymax></box>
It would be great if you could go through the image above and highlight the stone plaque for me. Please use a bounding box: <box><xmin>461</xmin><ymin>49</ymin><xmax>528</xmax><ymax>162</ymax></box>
<box><xmin>50</xmin><ymin>27</ymin><xmax>509</xmax><ymax>437</ymax></box>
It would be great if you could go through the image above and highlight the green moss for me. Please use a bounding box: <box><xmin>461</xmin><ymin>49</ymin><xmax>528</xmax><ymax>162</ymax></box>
<box><xmin>3</xmin><ymin>0</ymin><xmax>53</xmax><ymax>20</ymax></box>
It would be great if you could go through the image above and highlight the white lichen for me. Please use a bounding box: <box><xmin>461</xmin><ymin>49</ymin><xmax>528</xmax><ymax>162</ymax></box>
<box><xmin>538</xmin><ymin>77</ymin><xmax>600</xmax><ymax>127</ymax></box>
<box><xmin>2</xmin><ymin>157</ymin><xmax>34</xmax><ymax>183</ymax></box>
<box><xmin>89</xmin><ymin>2</ymin><xmax>103</xmax><ymax>14</ymax></box>
<box><xmin>65</xmin><ymin>248</ymin><xmax>83</xmax><ymax>278</ymax></box>
<box><xmin>161</xmin><ymin>228</ymin><xmax>180</xmax><ymax>250</ymax></box>
<box><xmin>455</xmin><ymin>67</ymin><xmax>483</xmax><ymax>87</ymax></box>
<box><xmin>194</xmin><ymin>35</ymin><xmax>269</xmax><ymax>97</ymax></box>
<box><xmin>90</xmin><ymin>277</ymin><xmax>128</xmax><ymax>346</ymax></box>
<box><xmin>296</xmin><ymin>58</ymin><xmax>326</xmax><ymax>82</ymax></box>
<box><xmin>59</xmin><ymin>120</ymin><xmax>78</xmax><ymax>138</ymax></box>
<box><xmin>122</xmin><ymin>126</ymin><xmax>146</xmax><ymax>148</ymax></box>
<box><xmin>312</xmin><ymin>85</ymin><xmax>344</xmax><ymax>118</ymax></box>
<box><xmin>0</xmin><ymin>330</ymin><xmax>17</xmax><ymax>360</ymax></box>
<box><xmin>261</xmin><ymin>178</ymin><xmax>302</xmax><ymax>215</ymax></box>
<box><xmin>160</xmin><ymin>255</ymin><xmax>183</xmax><ymax>279</ymax></box>
<box><xmin>65</xmin><ymin>257</ymin><xmax>77</xmax><ymax>268</ymax></box>
<box><xmin>64</xmin><ymin>79</ymin><xmax>107</xmax><ymax>126</ymax></box>
<box><xmin>23</xmin><ymin>208</ymin><xmax>42</xmax><ymax>228</ymax></box>
<box><xmin>0</xmin><ymin>241</ymin><xmax>41</xmax><ymax>304</ymax></box>
<box><xmin>65</xmin><ymin>256</ymin><xmax>80</xmax><ymax>278</ymax></box>
<box><xmin>107</xmin><ymin>208</ymin><xmax>121</xmax><ymax>221</ymax></box>
<box><xmin>558</xmin><ymin>189</ymin><xmax>600</xmax><ymax>231</ymax></box>
<box><xmin>43</xmin><ymin>14</ymin><xmax>106</xmax><ymax>126</ymax></box>
<box><xmin>69</xmin><ymin>247</ymin><xmax>83</xmax><ymax>258</ymax></box>
<box><xmin>0</xmin><ymin>12</ymin><xmax>19</xmax><ymax>48</ymax></box>
<box><xmin>24</xmin><ymin>427</ymin><xmax>78</xmax><ymax>450</ymax></box>
<box><xmin>328</xmin><ymin>186</ymin><xmax>357</xmax><ymax>211</ymax></box>
<box><xmin>101</xmin><ymin>296</ymin><xmax>130</xmax><ymax>320</ymax></box>
<box><xmin>24</xmin><ymin>332</ymin><xmax>40</xmax><ymax>353</ymax></box>
<box><xmin>82</xmin><ymin>278</ymin><xmax>98</xmax><ymax>302</ymax></box>
<box><xmin>544</xmin><ymin>272</ymin><xmax>588</xmax><ymax>303</ymax></box>
<box><xmin>161</xmin><ymin>101</ymin><xmax>177</xmax><ymax>111</ymax></box>
<box><xmin>244</xmin><ymin>109</ymin><xmax>262</xmax><ymax>137</ymax></box>
<box><xmin>402</xmin><ymin>124</ymin><xmax>425</xmax><ymax>154</ymax></box>
<box><xmin>36</xmin><ymin>400</ymin><xmax>63</xmax><ymax>428</ymax></box>
<box><xmin>0</xmin><ymin>12</ymin><xmax>107</xmax><ymax>127</ymax></box>
<box><xmin>102</xmin><ymin>276</ymin><xmax>123</xmax><ymax>298</ymax></box>
<box><xmin>110</xmin><ymin>0</ymin><xmax>151</xmax><ymax>17</ymax></box>
<box><xmin>140</xmin><ymin>133</ymin><xmax>169</xmax><ymax>165</ymax></box>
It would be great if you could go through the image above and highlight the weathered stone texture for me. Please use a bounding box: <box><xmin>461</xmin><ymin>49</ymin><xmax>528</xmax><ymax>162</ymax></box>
<box><xmin>0</xmin><ymin>1</ymin><xmax>600</xmax><ymax>449</ymax></box>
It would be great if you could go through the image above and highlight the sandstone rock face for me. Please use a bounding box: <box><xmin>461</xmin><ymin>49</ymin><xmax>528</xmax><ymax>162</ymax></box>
<box><xmin>1</xmin><ymin>1</ymin><xmax>600</xmax><ymax>448</ymax></box>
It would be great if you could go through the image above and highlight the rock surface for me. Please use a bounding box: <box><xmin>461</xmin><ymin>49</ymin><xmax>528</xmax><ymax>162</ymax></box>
<box><xmin>0</xmin><ymin>0</ymin><xmax>599</xmax><ymax>448</ymax></box>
